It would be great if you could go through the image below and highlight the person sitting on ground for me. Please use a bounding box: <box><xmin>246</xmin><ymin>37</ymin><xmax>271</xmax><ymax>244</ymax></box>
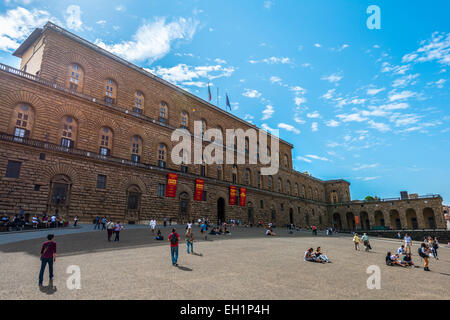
<box><xmin>155</xmin><ymin>229</ymin><xmax>164</xmax><ymax>241</ymax></box>
<box><xmin>389</xmin><ymin>253</ymin><xmax>408</xmax><ymax>267</ymax></box>
<box><xmin>385</xmin><ymin>251</ymin><xmax>394</xmax><ymax>266</ymax></box>
<box><xmin>304</xmin><ymin>248</ymin><xmax>317</xmax><ymax>262</ymax></box>
<box><xmin>266</xmin><ymin>228</ymin><xmax>277</xmax><ymax>236</ymax></box>
<box><xmin>314</xmin><ymin>247</ymin><xmax>330</xmax><ymax>263</ymax></box>
<box><xmin>209</xmin><ymin>228</ymin><xmax>217</xmax><ymax>235</ymax></box>
<box><xmin>402</xmin><ymin>253</ymin><xmax>414</xmax><ymax>267</ymax></box>
<box><xmin>397</xmin><ymin>245</ymin><xmax>405</xmax><ymax>256</ymax></box>
<box><xmin>224</xmin><ymin>227</ymin><xmax>231</xmax><ymax>235</ymax></box>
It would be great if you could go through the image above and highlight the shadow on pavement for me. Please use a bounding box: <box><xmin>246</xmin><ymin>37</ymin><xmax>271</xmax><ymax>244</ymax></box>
<box><xmin>176</xmin><ymin>265</ymin><xmax>193</xmax><ymax>272</ymax></box>
<box><xmin>39</xmin><ymin>280</ymin><xmax>57</xmax><ymax>295</ymax></box>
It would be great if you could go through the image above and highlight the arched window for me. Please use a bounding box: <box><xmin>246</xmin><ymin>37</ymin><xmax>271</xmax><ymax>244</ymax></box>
<box><xmin>268</xmin><ymin>176</ymin><xmax>273</xmax><ymax>190</ymax></box>
<box><xmin>284</xmin><ymin>154</ymin><xmax>289</xmax><ymax>168</ymax></box>
<box><xmin>245</xmin><ymin>138</ymin><xmax>249</xmax><ymax>154</ymax></box>
<box><xmin>200</xmin><ymin>119</ymin><xmax>207</xmax><ymax>138</ymax></box>
<box><xmin>159</xmin><ymin>102</ymin><xmax>168</xmax><ymax>124</ymax></box>
<box><xmin>286</xmin><ymin>180</ymin><xmax>291</xmax><ymax>195</ymax></box>
<box><xmin>60</xmin><ymin>116</ymin><xmax>77</xmax><ymax>149</ymax></box>
<box><xmin>158</xmin><ymin>143</ymin><xmax>167</xmax><ymax>168</ymax></box>
<box><xmin>180</xmin><ymin>111</ymin><xmax>189</xmax><ymax>129</ymax></box>
<box><xmin>278</xmin><ymin>178</ymin><xmax>282</xmax><ymax>193</ymax></box>
<box><xmin>12</xmin><ymin>104</ymin><xmax>34</xmax><ymax>138</ymax></box>
<box><xmin>245</xmin><ymin>168</ymin><xmax>251</xmax><ymax>185</ymax></box>
<box><xmin>294</xmin><ymin>183</ymin><xmax>299</xmax><ymax>196</ymax></box>
<box><xmin>68</xmin><ymin>63</ymin><xmax>83</xmax><ymax>91</ymax></box>
<box><xmin>134</xmin><ymin>91</ymin><xmax>144</xmax><ymax>114</ymax></box>
<box><xmin>302</xmin><ymin>185</ymin><xmax>306</xmax><ymax>198</ymax></box>
<box><xmin>131</xmin><ymin>135</ymin><xmax>142</xmax><ymax>163</ymax></box>
<box><xmin>217</xmin><ymin>165</ymin><xmax>223</xmax><ymax>180</ymax></box>
<box><xmin>99</xmin><ymin>127</ymin><xmax>113</xmax><ymax>156</ymax></box>
<box><xmin>232</xmin><ymin>165</ymin><xmax>238</xmax><ymax>184</ymax></box>
<box><xmin>105</xmin><ymin>79</ymin><xmax>117</xmax><ymax>104</ymax></box>
<box><xmin>257</xmin><ymin>171</ymin><xmax>262</xmax><ymax>189</ymax></box>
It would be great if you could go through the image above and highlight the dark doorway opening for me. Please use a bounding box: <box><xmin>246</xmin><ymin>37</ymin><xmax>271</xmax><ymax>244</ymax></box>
<box><xmin>289</xmin><ymin>208</ymin><xmax>294</xmax><ymax>225</ymax></box>
<box><xmin>217</xmin><ymin>198</ymin><xmax>225</xmax><ymax>224</ymax></box>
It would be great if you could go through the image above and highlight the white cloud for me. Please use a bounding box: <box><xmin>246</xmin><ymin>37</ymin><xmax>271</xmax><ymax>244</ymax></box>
<box><xmin>96</xmin><ymin>20</ymin><xmax>107</xmax><ymax>25</ymax></box>
<box><xmin>261</xmin><ymin>123</ymin><xmax>276</xmax><ymax>133</ymax></box>
<box><xmin>294</xmin><ymin>96</ymin><xmax>307</xmax><ymax>107</ymax></box>
<box><xmin>214</xmin><ymin>58</ymin><xmax>227</xmax><ymax>64</ymax></box>
<box><xmin>314</xmin><ymin>43</ymin><xmax>321</xmax><ymax>48</ymax></box>
<box><xmin>402</xmin><ymin>32</ymin><xmax>450</xmax><ymax>66</ymax></box>
<box><xmin>311</xmin><ymin>122</ymin><xmax>318</xmax><ymax>132</ymax></box>
<box><xmin>262</xmin><ymin>105</ymin><xmax>274</xmax><ymax>120</ymax></box>
<box><xmin>270</xmin><ymin>76</ymin><xmax>282</xmax><ymax>84</ymax></box>
<box><xmin>429</xmin><ymin>78</ymin><xmax>446</xmax><ymax>88</ymax></box>
<box><xmin>65</xmin><ymin>5</ymin><xmax>83</xmax><ymax>31</ymax></box>
<box><xmin>115</xmin><ymin>5</ymin><xmax>125</xmax><ymax>12</ymax></box>
<box><xmin>322</xmin><ymin>89</ymin><xmax>335</xmax><ymax>99</ymax></box>
<box><xmin>264</xmin><ymin>1</ymin><xmax>274</xmax><ymax>9</ymax></box>
<box><xmin>321</xmin><ymin>73</ymin><xmax>343</xmax><ymax>83</ymax></box>
<box><xmin>325</xmin><ymin>120</ymin><xmax>340</xmax><ymax>127</ymax></box>
<box><xmin>243</xmin><ymin>89</ymin><xmax>262</xmax><ymax>99</ymax></box>
<box><xmin>379</xmin><ymin>102</ymin><xmax>409</xmax><ymax>110</ymax></box>
<box><xmin>366</xmin><ymin>87</ymin><xmax>385</xmax><ymax>95</ymax></box>
<box><xmin>388</xmin><ymin>90</ymin><xmax>416</xmax><ymax>102</ymax></box>
<box><xmin>95</xmin><ymin>17</ymin><xmax>199</xmax><ymax>63</ymax></box>
<box><xmin>149</xmin><ymin>63</ymin><xmax>234</xmax><ymax>85</ymax></box>
<box><xmin>296</xmin><ymin>156</ymin><xmax>312</xmax><ymax>163</ymax></box>
<box><xmin>294</xmin><ymin>117</ymin><xmax>306</xmax><ymax>124</ymax></box>
<box><xmin>306</xmin><ymin>154</ymin><xmax>330</xmax><ymax>161</ymax></box>
<box><xmin>278</xmin><ymin>123</ymin><xmax>300</xmax><ymax>134</ymax></box>
<box><xmin>306</xmin><ymin>111</ymin><xmax>320</xmax><ymax>119</ymax></box>
<box><xmin>368</xmin><ymin>120</ymin><xmax>390</xmax><ymax>132</ymax></box>
<box><xmin>338</xmin><ymin>44</ymin><xmax>349</xmax><ymax>51</ymax></box>
<box><xmin>392</xmin><ymin>73</ymin><xmax>419</xmax><ymax>88</ymax></box>
<box><xmin>353</xmin><ymin>163</ymin><xmax>378</xmax><ymax>171</ymax></box>
<box><xmin>291</xmin><ymin>86</ymin><xmax>307</xmax><ymax>94</ymax></box>
<box><xmin>337</xmin><ymin>113</ymin><xmax>367</xmax><ymax>123</ymax></box>
<box><xmin>249</xmin><ymin>56</ymin><xmax>292</xmax><ymax>65</ymax></box>
<box><xmin>0</xmin><ymin>7</ymin><xmax>51</xmax><ymax>51</ymax></box>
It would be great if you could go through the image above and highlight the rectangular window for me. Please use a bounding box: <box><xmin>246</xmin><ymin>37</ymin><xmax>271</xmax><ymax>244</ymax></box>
<box><xmin>61</xmin><ymin>138</ymin><xmax>74</xmax><ymax>148</ymax></box>
<box><xmin>96</xmin><ymin>175</ymin><xmax>107</xmax><ymax>189</ymax></box>
<box><xmin>158</xmin><ymin>160</ymin><xmax>166</xmax><ymax>168</ymax></box>
<box><xmin>158</xmin><ymin>184</ymin><xmax>166</xmax><ymax>197</ymax></box>
<box><xmin>260</xmin><ymin>200</ymin><xmax>264</xmax><ymax>209</ymax></box>
<box><xmin>181</xmin><ymin>165</ymin><xmax>188</xmax><ymax>173</ymax></box>
<box><xmin>100</xmin><ymin>147</ymin><xmax>110</xmax><ymax>156</ymax></box>
<box><xmin>202</xmin><ymin>191</ymin><xmax>207</xmax><ymax>202</ymax></box>
<box><xmin>131</xmin><ymin>154</ymin><xmax>140</xmax><ymax>163</ymax></box>
<box><xmin>14</xmin><ymin>127</ymin><xmax>29</xmax><ymax>138</ymax></box>
<box><xmin>200</xmin><ymin>165</ymin><xmax>206</xmax><ymax>177</ymax></box>
<box><xmin>5</xmin><ymin>160</ymin><xmax>21</xmax><ymax>178</ymax></box>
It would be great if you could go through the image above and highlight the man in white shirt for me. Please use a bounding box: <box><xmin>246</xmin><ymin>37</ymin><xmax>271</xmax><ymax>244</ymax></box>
<box><xmin>150</xmin><ymin>219</ymin><xmax>156</xmax><ymax>234</ymax></box>
<box><xmin>397</xmin><ymin>245</ymin><xmax>405</xmax><ymax>255</ymax></box>
<box><xmin>404</xmin><ymin>234</ymin><xmax>412</xmax><ymax>254</ymax></box>
<box><xmin>51</xmin><ymin>215</ymin><xmax>56</xmax><ymax>228</ymax></box>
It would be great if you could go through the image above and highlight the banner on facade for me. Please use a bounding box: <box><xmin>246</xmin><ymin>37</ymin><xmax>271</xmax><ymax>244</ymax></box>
<box><xmin>354</xmin><ymin>215</ymin><xmax>360</xmax><ymax>225</ymax></box>
<box><xmin>194</xmin><ymin>179</ymin><xmax>204</xmax><ymax>201</ymax></box>
<box><xmin>229</xmin><ymin>186</ymin><xmax>237</xmax><ymax>205</ymax></box>
<box><xmin>239</xmin><ymin>187</ymin><xmax>247</xmax><ymax>207</ymax></box>
<box><xmin>165</xmin><ymin>173</ymin><xmax>178</xmax><ymax>198</ymax></box>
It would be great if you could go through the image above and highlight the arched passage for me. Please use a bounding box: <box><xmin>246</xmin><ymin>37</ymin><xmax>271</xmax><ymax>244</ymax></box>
<box><xmin>271</xmin><ymin>207</ymin><xmax>277</xmax><ymax>225</ymax></box>
<box><xmin>247</xmin><ymin>202</ymin><xmax>255</xmax><ymax>226</ymax></box>
<box><xmin>360</xmin><ymin>212</ymin><xmax>370</xmax><ymax>230</ymax></box>
<box><xmin>346</xmin><ymin>212</ymin><xmax>355</xmax><ymax>231</ymax></box>
<box><xmin>390</xmin><ymin>210</ymin><xmax>401</xmax><ymax>230</ymax></box>
<box><xmin>217</xmin><ymin>197</ymin><xmax>225</xmax><ymax>224</ymax></box>
<box><xmin>423</xmin><ymin>208</ymin><xmax>436</xmax><ymax>229</ymax></box>
<box><xmin>374</xmin><ymin>211</ymin><xmax>385</xmax><ymax>227</ymax></box>
<box><xmin>406</xmin><ymin>208</ymin><xmax>418</xmax><ymax>229</ymax></box>
<box><xmin>47</xmin><ymin>174</ymin><xmax>72</xmax><ymax>218</ymax></box>
<box><xmin>125</xmin><ymin>184</ymin><xmax>142</xmax><ymax>224</ymax></box>
<box><xmin>179</xmin><ymin>192</ymin><xmax>190</xmax><ymax>224</ymax></box>
<box><xmin>332</xmin><ymin>213</ymin><xmax>342</xmax><ymax>230</ymax></box>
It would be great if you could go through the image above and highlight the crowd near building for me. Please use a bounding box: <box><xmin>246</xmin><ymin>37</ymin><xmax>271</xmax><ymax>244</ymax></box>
<box><xmin>0</xmin><ymin>22</ymin><xmax>446</xmax><ymax>230</ymax></box>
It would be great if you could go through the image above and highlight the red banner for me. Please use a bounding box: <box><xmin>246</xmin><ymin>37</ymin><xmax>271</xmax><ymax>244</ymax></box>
<box><xmin>194</xmin><ymin>179</ymin><xmax>204</xmax><ymax>201</ymax></box>
<box><xmin>229</xmin><ymin>186</ymin><xmax>237</xmax><ymax>205</ymax></box>
<box><xmin>165</xmin><ymin>173</ymin><xmax>178</xmax><ymax>198</ymax></box>
<box><xmin>239</xmin><ymin>188</ymin><xmax>247</xmax><ymax>207</ymax></box>
<box><xmin>355</xmin><ymin>216</ymin><xmax>360</xmax><ymax>225</ymax></box>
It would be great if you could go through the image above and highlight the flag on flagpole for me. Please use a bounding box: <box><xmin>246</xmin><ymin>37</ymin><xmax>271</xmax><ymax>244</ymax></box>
<box><xmin>226</xmin><ymin>93</ymin><xmax>231</xmax><ymax>111</ymax></box>
<box><xmin>208</xmin><ymin>83</ymin><xmax>212</xmax><ymax>102</ymax></box>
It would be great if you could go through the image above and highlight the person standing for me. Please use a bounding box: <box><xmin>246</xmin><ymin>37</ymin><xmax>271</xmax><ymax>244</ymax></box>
<box><xmin>101</xmin><ymin>217</ymin><xmax>107</xmax><ymax>230</ymax></box>
<box><xmin>168</xmin><ymin>228</ymin><xmax>180</xmax><ymax>266</ymax></box>
<box><xmin>163</xmin><ymin>217</ymin><xmax>167</xmax><ymax>227</ymax></box>
<box><xmin>432</xmin><ymin>237</ymin><xmax>439</xmax><ymax>260</ymax></box>
<box><xmin>94</xmin><ymin>216</ymin><xmax>101</xmax><ymax>230</ymax></box>
<box><xmin>38</xmin><ymin>234</ymin><xmax>56</xmax><ymax>286</ymax></box>
<box><xmin>353</xmin><ymin>233</ymin><xmax>360</xmax><ymax>251</ymax></box>
<box><xmin>404</xmin><ymin>233</ymin><xmax>413</xmax><ymax>254</ymax></box>
<box><xmin>169</xmin><ymin>217</ymin><xmax>172</xmax><ymax>226</ymax></box>
<box><xmin>186</xmin><ymin>228</ymin><xmax>195</xmax><ymax>254</ymax></box>
<box><xmin>419</xmin><ymin>243</ymin><xmax>431</xmax><ymax>271</ymax></box>
<box><xmin>32</xmin><ymin>215</ymin><xmax>38</xmax><ymax>229</ymax></box>
<box><xmin>150</xmin><ymin>219</ymin><xmax>157</xmax><ymax>234</ymax></box>
<box><xmin>201</xmin><ymin>221</ymin><xmax>207</xmax><ymax>240</ymax></box>
<box><xmin>74</xmin><ymin>215</ymin><xmax>78</xmax><ymax>227</ymax></box>
<box><xmin>106</xmin><ymin>219</ymin><xmax>115</xmax><ymax>241</ymax></box>
<box><xmin>114</xmin><ymin>221</ymin><xmax>123</xmax><ymax>242</ymax></box>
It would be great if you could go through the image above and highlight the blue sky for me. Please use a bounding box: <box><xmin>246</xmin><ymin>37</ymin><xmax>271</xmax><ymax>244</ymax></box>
<box><xmin>0</xmin><ymin>0</ymin><xmax>449</xmax><ymax>203</ymax></box>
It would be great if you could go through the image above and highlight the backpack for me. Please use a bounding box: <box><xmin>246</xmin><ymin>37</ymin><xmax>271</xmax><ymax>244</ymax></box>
<box><xmin>418</xmin><ymin>247</ymin><xmax>427</xmax><ymax>258</ymax></box>
<box><xmin>170</xmin><ymin>233</ymin><xmax>178</xmax><ymax>245</ymax></box>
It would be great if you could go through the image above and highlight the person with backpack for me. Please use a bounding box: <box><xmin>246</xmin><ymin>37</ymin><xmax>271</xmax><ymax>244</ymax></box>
<box><xmin>361</xmin><ymin>233</ymin><xmax>372</xmax><ymax>252</ymax></box>
<box><xmin>418</xmin><ymin>243</ymin><xmax>431</xmax><ymax>271</ymax></box>
<box><xmin>38</xmin><ymin>234</ymin><xmax>56</xmax><ymax>286</ymax></box>
<box><xmin>168</xmin><ymin>228</ymin><xmax>180</xmax><ymax>266</ymax></box>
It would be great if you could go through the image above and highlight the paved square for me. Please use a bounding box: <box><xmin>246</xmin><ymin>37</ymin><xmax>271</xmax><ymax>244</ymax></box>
<box><xmin>0</xmin><ymin>227</ymin><xmax>449</xmax><ymax>300</ymax></box>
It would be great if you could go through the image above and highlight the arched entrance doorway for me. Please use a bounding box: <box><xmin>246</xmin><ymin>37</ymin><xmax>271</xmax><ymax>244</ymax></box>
<box><xmin>125</xmin><ymin>185</ymin><xmax>142</xmax><ymax>224</ymax></box>
<box><xmin>346</xmin><ymin>212</ymin><xmax>355</xmax><ymax>231</ymax></box>
<box><xmin>217</xmin><ymin>197</ymin><xmax>225</xmax><ymax>224</ymax></box>
<box><xmin>406</xmin><ymin>208</ymin><xmax>418</xmax><ymax>229</ymax></box>
<box><xmin>289</xmin><ymin>208</ymin><xmax>294</xmax><ymax>225</ymax></box>
<box><xmin>271</xmin><ymin>207</ymin><xmax>276</xmax><ymax>225</ymax></box>
<box><xmin>360</xmin><ymin>212</ymin><xmax>370</xmax><ymax>230</ymax></box>
<box><xmin>390</xmin><ymin>210</ymin><xmax>401</xmax><ymax>230</ymax></box>
<box><xmin>48</xmin><ymin>175</ymin><xmax>72</xmax><ymax>218</ymax></box>
<box><xmin>179</xmin><ymin>192</ymin><xmax>190</xmax><ymax>224</ymax></box>
<box><xmin>374</xmin><ymin>211</ymin><xmax>385</xmax><ymax>228</ymax></box>
<box><xmin>423</xmin><ymin>208</ymin><xmax>436</xmax><ymax>229</ymax></box>
<box><xmin>247</xmin><ymin>202</ymin><xmax>254</xmax><ymax>226</ymax></box>
<box><xmin>332</xmin><ymin>213</ymin><xmax>342</xmax><ymax>230</ymax></box>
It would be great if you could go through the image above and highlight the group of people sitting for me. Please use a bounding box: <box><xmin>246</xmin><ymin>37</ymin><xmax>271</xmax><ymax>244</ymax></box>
<box><xmin>209</xmin><ymin>226</ymin><xmax>231</xmax><ymax>236</ymax></box>
<box><xmin>385</xmin><ymin>250</ymin><xmax>415</xmax><ymax>268</ymax></box>
<box><xmin>266</xmin><ymin>226</ymin><xmax>277</xmax><ymax>236</ymax></box>
<box><xmin>304</xmin><ymin>247</ymin><xmax>331</xmax><ymax>263</ymax></box>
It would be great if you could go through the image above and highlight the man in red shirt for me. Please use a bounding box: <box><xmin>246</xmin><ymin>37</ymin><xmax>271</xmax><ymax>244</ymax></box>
<box><xmin>168</xmin><ymin>228</ymin><xmax>180</xmax><ymax>266</ymax></box>
<box><xmin>39</xmin><ymin>234</ymin><xmax>56</xmax><ymax>286</ymax></box>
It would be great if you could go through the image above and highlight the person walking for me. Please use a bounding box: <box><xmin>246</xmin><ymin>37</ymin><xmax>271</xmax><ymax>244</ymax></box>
<box><xmin>168</xmin><ymin>228</ymin><xmax>180</xmax><ymax>266</ymax></box>
<box><xmin>74</xmin><ymin>215</ymin><xmax>78</xmax><ymax>227</ymax></box>
<box><xmin>353</xmin><ymin>233</ymin><xmax>360</xmax><ymax>251</ymax></box>
<box><xmin>94</xmin><ymin>216</ymin><xmax>101</xmax><ymax>230</ymax></box>
<box><xmin>201</xmin><ymin>221</ymin><xmax>207</xmax><ymax>240</ymax></box>
<box><xmin>101</xmin><ymin>217</ymin><xmax>107</xmax><ymax>230</ymax></box>
<box><xmin>361</xmin><ymin>233</ymin><xmax>372</xmax><ymax>252</ymax></box>
<box><xmin>431</xmin><ymin>237</ymin><xmax>439</xmax><ymax>260</ymax></box>
<box><xmin>114</xmin><ymin>221</ymin><xmax>123</xmax><ymax>242</ymax></box>
<box><xmin>38</xmin><ymin>234</ymin><xmax>56</xmax><ymax>286</ymax></box>
<box><xmin>106</xmin><ymin>219</ymin><xmax>115</xmax><ymax>241</ymax></box>
<box><xmin>419</xmin><ymin>243</ymin><xmax>431</xmax><ymax>271</ymax></box>
<box><xmin>404</xmin><ymin>233</ymin><xmax>413</xmax><ymax>254</ymax></box>
<box><xmin>186</xmin><ymin>228</ymin><xmax>195</xmax><ymax>254</ymax></box>
<box><xmin>150</xmin><ymin>219</ymin><xmax>157</xmax><ymax>234</ymax></box>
